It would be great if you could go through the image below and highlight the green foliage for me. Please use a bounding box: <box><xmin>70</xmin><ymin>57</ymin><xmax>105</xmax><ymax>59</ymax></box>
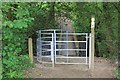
<box><xmin>113</xmin><ymin>69</ymin><xmax>120</xmax><ymax>79</ymax></box>
<box><xmin>2</xmin><ymin>2</ymin><xmax>34</xmax><ymax>78</ymax></box>
<box><xmin>68</xmin><ymin>2</ymin><xmax>118</xmax><ymax>59</ymax></box>
<box><xmin>3</xmin><ymin>55</ymin><xmax>32</xmax><ymax>78</ymax></box>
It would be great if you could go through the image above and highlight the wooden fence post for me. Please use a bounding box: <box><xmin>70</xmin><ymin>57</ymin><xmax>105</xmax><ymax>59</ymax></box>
<box><xmin>91</xmin><ymin>16</ymin><xmax>95</xmax><ymax>70</ymax></box>
<box><xmin>28</xmin><ymin>38</ymin><xmax>33</xmax><ymax>63</ymax></box>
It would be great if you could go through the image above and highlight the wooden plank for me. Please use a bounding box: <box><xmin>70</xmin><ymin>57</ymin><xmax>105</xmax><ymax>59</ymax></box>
<box><xmin>28</xmin><ymin>38</ymin><xmax>33</xmax><ymax>63</ymax></box>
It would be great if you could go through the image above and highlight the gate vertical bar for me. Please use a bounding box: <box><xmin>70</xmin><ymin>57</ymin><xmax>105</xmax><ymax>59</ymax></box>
<box><xmin>36</xmin><ymin>38</ymin><xmax>39</xmax><ymax>62</ymax></box>
<box><xmin>37</xmin><ymin>30</ymin><xmax>42</xmax><ymax>63</ymax></box>
<box><xmin>39</xmin><ymin>30</ymin><xmax>42</xmax><ymax>63</ymax></box>
<box><xmin>89</xmin><ymin>33</ymin><xmax>91</xmax><ymax>69</ymax></box>
<box><xmin>51</xmin><ymin>33</ymin><xmax>54</xmax><ymax>67</ymax></box>
<box><xmin>66</xmin><ymin>30</ymin><xmax>68</xmax><ymax>63</ymax></box>
<box><xmin>51</xmin><ymin>42</ymin><xmax>54</xmax><ymax>67</ymax></box>
<box><xmin>86</xmin><ymin>33</ymin><xmax>88</xmax><ymax>64</ymax></box>
<box><xmin>54</xmin><ymin>30</ymin><xmax>56</xmax><ymax>63</ymax></box>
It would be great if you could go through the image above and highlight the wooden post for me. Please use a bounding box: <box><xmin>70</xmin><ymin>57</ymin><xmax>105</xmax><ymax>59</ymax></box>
<box><xmin>91</xmin><ymin>17</ymin><xmax>95</xmax><ymax>70</ymax></box>
<box><xmin>28</xmin><ymin>38</ymin><xmax>33</xmax><ymax>63</ymax></box>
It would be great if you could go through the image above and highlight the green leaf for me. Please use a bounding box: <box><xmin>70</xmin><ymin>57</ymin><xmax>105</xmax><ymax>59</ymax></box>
<box><xmin>5</xmin><ymin>21</ymin><xmax>13</xmax><ymax>28</ymax></box>
<box><xmin>13</xmin><ymin>20</ymin><xmax>28</xmax><ymax>28</ymax></box>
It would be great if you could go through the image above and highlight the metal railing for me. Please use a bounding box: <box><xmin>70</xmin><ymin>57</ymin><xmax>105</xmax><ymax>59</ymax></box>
<box><xmin>54</xmin><ymin>32</ymin><xmax>88</xmax><ymax>64</ymax></box>
<box><xmin>37</xmin><ymin>29</ymin><xmax>91</xmax><ymax>68</ymax></box>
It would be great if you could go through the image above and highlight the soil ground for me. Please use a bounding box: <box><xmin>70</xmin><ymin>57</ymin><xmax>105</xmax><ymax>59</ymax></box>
<box><xmin>24</xmin><ymin>57</ymin><xmax>117</xmax><ymax>78</ymax></box>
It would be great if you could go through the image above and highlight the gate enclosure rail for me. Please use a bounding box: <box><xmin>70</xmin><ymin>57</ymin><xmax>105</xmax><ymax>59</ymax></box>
<box><xmin>37</xmin><ymin>29</ymin><xmax>92</xmax><ymax>68</ymax></box>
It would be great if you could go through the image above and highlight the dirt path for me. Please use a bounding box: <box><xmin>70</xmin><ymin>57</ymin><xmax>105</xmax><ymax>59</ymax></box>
<box><xmin>24</xmin><ymin>57</ymin><xmax>117</xmax><ymax>78</ymax></box>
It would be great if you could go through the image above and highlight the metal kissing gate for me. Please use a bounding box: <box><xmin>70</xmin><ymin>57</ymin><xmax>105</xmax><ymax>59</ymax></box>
<box><xmin>37</xmin><ymin>29</ymin><xmax>92</xmax><ymax>68</ymax></box>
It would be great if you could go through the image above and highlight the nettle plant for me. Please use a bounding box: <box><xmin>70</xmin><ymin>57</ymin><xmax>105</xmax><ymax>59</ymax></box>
<box><xmin>2</xmin><ymin>3</ymin><xmax>34</xmax><ymax>78</ymax></box>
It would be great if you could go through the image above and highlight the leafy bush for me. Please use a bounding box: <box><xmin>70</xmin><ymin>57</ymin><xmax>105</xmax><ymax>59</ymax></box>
<box><xmin>113</xmin><ymin>69</ymin><xmax>120</xmax><ymax>79</ymax></box>
<box><xmin>2</xmin><ymin>3</ymin><xmax>34</xmax><ymax>78</ymax></box>
<box><xmin>3</xmin><ymin>55</ymin><xmax>33</xmax><ymax>78</ymax></box>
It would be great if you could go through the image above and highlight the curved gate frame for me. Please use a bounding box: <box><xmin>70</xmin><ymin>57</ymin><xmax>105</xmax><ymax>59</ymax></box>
<box><xmin>36</xmin><ymin>29</ymin><xmax>92</xmax><ymax>68</ymax></box>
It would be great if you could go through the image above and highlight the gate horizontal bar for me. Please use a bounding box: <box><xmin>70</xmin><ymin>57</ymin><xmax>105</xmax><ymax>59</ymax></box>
<box><xmin>56</xmin><ymin>49</ymin><xmax>86</xmax><ymax>51</ymax></box>
<box><xmin>56</xmin><ymin>41</ymin><xmax>86</xmax><ymax>42</ymax></box>
<box><xmin>56</xmin><ymin>57</ymin><xmax>86</xmax><ymax>58</ymax></box>
<box><xmin>55</xmin><ymin>62</ymin><xmax>88</xmax><ymax>65</ymax></box>
<box><xmin>41</xmin><ymin>41</ymin><xmax>52</xmax><ymax>42</ymax></box>
<box><xmin>41</xmin><ymin>37</ymin><xmax>66</xmax><ymax>38</ymax></box>
<box><xmin>56</xmin><ymin>33</ymin><xmax>88</xmax><ymax>35</ymax></box>
<box><xmin>42</xmin><ymin>49</ymin><xmax>51</xmax><ymax>51</ymax></box>
<box><xmin>41</xmin><ymin>33</ymin><xmax>53</xmax><ymax>34</ymax></box>
<box><xmin>41</xmin><ymin>56</ymin><xmax>51</xmax><ymax>58</ymax></box>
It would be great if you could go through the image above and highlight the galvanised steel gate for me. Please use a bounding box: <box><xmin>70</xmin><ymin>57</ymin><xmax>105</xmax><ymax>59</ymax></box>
<box><xmin>37</xmin><ymin>29</ymin><xmax>91</xmax><ymax>68</ymax></box>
